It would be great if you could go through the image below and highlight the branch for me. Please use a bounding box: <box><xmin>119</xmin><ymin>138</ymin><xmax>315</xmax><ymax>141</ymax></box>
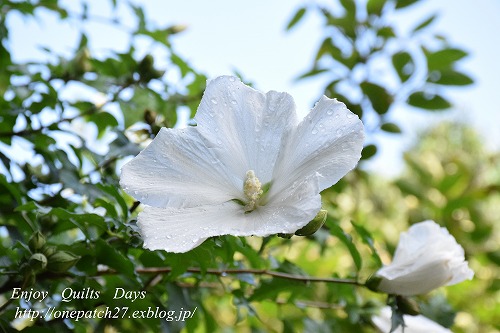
<box><xmin>97</xmin><ymin>267</ymin><xmax>363</xmax><ymax>286</ymax></box>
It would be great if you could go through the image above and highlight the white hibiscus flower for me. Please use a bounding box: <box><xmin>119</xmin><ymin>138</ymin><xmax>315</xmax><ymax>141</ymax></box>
<box><xmin>120</xmin><ymin>76</ymin><xmax>364</xmax><ymax>253</ymax></box>
<box><xmin>373</xmin><ymin>220</ymin><xmax>474</xmax><ymax>296</ymax></box>
<box><xmin>372</xmin><ymin>306</ymin><xmax>452</xmax><ymax>333</ymax></box>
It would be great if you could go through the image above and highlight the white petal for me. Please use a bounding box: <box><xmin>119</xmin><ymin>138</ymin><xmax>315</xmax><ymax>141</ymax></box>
<box><xmin>376</xmin><ymin>259</ymin><xmax>452</xmax><ymax>296</ymax></box>
<box><xmin>138</xmin><ymin>178</ymin><xmax>321</xmax><ymax>253</ymax></box>
<box><xmin>195</xmin><ymin>76</ymin><xmax>298</xmax><ymax>184</ymax></box>
<box><xmin>271</xmin><ymin>96</ymin><xmax>364</xmax><ymax>196</ymax></box>
<box><xmin>372</xmin><ymin>307</ymin><xmax>452</xmax><ymax>333</ymax></box>
<box><xmin>120</xmin><ymin>126</ymin><xmax>241</xmax><ymax>208</ymax></box>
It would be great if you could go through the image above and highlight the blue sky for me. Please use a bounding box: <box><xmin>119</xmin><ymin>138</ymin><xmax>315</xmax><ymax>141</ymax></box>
<box><xmin>7</xmin><ymin>0</ymin><xmax>500</xmax><ymax>175</ymax></box>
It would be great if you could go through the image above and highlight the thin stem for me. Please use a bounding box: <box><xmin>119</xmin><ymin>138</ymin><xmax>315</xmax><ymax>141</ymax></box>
<box><xmin>97</xmin><ymin>267</ymin><xmax>363</xmax><ymax>286</ymax></box>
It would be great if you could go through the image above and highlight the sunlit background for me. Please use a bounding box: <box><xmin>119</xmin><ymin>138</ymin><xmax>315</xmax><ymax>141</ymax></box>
<box><xmin>7</xmin><ymin>0</ymin><xmax>500</xmax><ymax>175</ymax></box>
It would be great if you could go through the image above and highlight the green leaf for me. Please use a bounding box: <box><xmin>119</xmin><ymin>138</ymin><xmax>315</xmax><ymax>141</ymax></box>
<box><xmin>339</xmin><ymin>0</ymin><xmax>356</xmax><ymax>17</ymax></box>
<box><xmin>361</xmin><ymin>144</ymin><xmax>377</xmax><ymax>160</ymax></box>
<box><xmin>429</xmin><ymin>70</ymin><xmax>473</xmax><ymax>86</ymax></box>
<box><xmin>412</xmin><ymin>14</ymin><xmax>437</xmax><ymax>32</ymax></box>
<box><xmin>367</xmin><ymin>0</ymin><xmax>386</xmax><ymax>16</ymax></box>
<box><xmin>351</xmin><ymin>222</ymin><xmax>382</xmax><ymax>267</ymax></box>
<box><xmin>297</xmin><ymin>67</ymin><xmax>328</xmax><ymax>80</ymax></box>
<box><xmin>328</xmin><ymin>222</ymin><xmax>362</xmax><ymax>271</ymax></box>
<box><xmin>286</xmin><ymin>7</ymin><xmax>307</xmax><ymax>31</ymax></box>
<box><xmin>97</xmin><ymin>183</ymin><xmax>129</xmax><ymax>218</ymax></box>
<box><xmin>87</xmin><ymin>112</ymin><xmax>118</xmax><ymax>138</ymax></box>
<box><xmin>381</xmin><ymin>122</ymin><xmax>401</xmax><ymax>133</ymax></box>
<box><xmin>395</xmin><ymin>0</ymin><xmax>419</xmax><ymax>9</ymax></box>
<box><xmin>249</xmin><ymin>278</ymin><xmax>303</xmax><ymax>302</ymax></box>
<box><xmin>407</xmin><ymin>91</ymin><xmax>451</xmax><ymax>110</ymax></box>
<box><xmin>392</xmin><ymin>51</ymin><xmax>414</xmax><ymax>82</ymax></box>
<box><xmin>425</xmin><ymin>48</ymin><xmax>468</xmax><ymax>70</ymax></box>
<box><xmin>377</xmin><ymin>26</ymin><xmax>396</xmax><ymax>38</ymax></box>
<box><xmin>360</xmin><ymin>81</ymin><xmax>392</xmax><ymax>114</ymax></box>
<box><xmin>96</xmin><ymin>238</ymin><xmax>135</xmax><ymax>277</ymax></box>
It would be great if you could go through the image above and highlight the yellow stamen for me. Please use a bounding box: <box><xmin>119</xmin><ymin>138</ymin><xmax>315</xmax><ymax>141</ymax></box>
<box><xmin>243</xmin><ymin>170</ymin><xmax>263</xmax><ymax>212</ymax></box>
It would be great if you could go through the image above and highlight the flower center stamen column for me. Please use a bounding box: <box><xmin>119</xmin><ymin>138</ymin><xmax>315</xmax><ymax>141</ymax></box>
<box><xmin>243</xmin><ymin>170</ymin><xmax>263</xmax><ymax>212</ymax></box>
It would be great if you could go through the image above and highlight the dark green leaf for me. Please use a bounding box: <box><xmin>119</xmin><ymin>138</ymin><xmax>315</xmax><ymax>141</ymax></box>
<box><xmin>88</xmin><ymin>112</ymin><xmax>119</xmax><ymax>137</ymax></box>
<box><xmin>377</xmin><ymin>26</ymin><xmax>396</xmax><ymax>38</ymax></box>
<box><xmin>392</xmin><ymin>51</ymin><xmax>414</xmax><ymax>82</ymax></box>
<box><xmin>360</xmin><ymin>81</ymin><xmax>392</xmax><ymax>114</ymax></box>
<box><xmin>361</xmin><ymin>144</ymin><xmax>377</xmax><ymax>160</ymax></box>
<box><xmin>425</xmin><ymin>48</ymin><xmax>468</xmax><ymax>70</ymax></box>
<box><xmin>381</xmin><ymin>122</ymin><xmax>401</xmax><ymax>133</ymax></box>
<box><xmin>249</xmin><ymin>278</ymin><xmax>303</xmax><ymax>302</ymax></box>
<box><xmin>351</xmin><ymin>222</ymin><xmax>382</xmax><ymax>267</ymax></box>
<box><xmin>340</xmin><ymin>0</ymin><xmax>356</xmax><ymax>17</ymax></box>
<box><xmin>407</xmin><ymin>91</ymin><xmax>451</xmax><ymax>110</ymax></box>
<box><xmin>429</xmin><ymin>70</ymin><xmax>473</xmax><ymax>86</ymax></box>
<box><xmin>96</xmin><ymin>238</ymin><xmax>135</xmax><ymax>277</ymax></box>
<box><xmin>367</xmin><ymin>0</ymin><xmax>386</xmax><ymax>16</ymax></box>
<box><xmin>395</xmin><ymin>0</ymin><xmax>419</xmax><ymax>9</ymax></box>
<box><xmin>286</xmin><ymin>7</ymin><xmax>307</xmax><ymax>31</ymax></box>
<box><xmin>297</xmin><ymin>67</ymin><xmax>329</xmax><ymax>80</ymax></box>
<box><xmin>328</xmin><ymin>222</ymin><xmax>362</xmax><ymax>271</ymax></box>
<box><xmin>97</xmin><ymin>183</ymin><xmax>129</xmax><ymax>217</ymax></box>
<box><xmin>412</xmin><ymin>14</ymin><xmax>437</xmax><ymax>32</ymax></box>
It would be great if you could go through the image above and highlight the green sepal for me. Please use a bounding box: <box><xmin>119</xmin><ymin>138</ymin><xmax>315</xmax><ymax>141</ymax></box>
<box><xmin>365</xmin><ymin>275</ymin><xmax>383</xmax><ymax>292</ymax></box>
<box><xmin>295</xmin><ymin>209</ymin><xmax>327</xmax><ymax>236</ymax></box>
<box><xmin>396</xmin><ymin>295</ymin><xmax>420</xmax><ymax>316</ymax></box>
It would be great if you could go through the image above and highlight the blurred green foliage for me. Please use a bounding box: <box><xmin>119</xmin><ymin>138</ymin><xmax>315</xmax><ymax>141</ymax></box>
<box><xmin>286</xmin><ymin>0</ymin><xmax>473</xmax><ymax>158</ymax></box>
<box><xmin>0</xmin><ymin>0</ymin><xmax>497</xmax><ymax>332</ymax></box>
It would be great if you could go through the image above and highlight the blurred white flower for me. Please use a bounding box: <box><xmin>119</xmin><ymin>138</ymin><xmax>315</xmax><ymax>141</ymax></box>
<box><xmin>120</xmin><ymin>76</ymin><xmax>364</xmax><ymax>252</ymax></box>
<box><xmin>372</xmin><ymin>306</ymin><xmax>452</xmax><ymax>333</ymax></box>
<box><xmin>374</xmin><ymin>220</ymin><xmax>474</xmax><ymax>296</ymax></box>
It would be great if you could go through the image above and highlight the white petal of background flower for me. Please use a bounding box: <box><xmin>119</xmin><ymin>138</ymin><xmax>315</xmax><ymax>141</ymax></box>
<box><xmin>372</xmin><ymin>306</ymin><xmax>452</xmax><ymax>333</ymax></box>
<box><xmin>121</xmin><ymin>76</ymin><xmax>364</xmax><ymax>252</ymax></box>
<box><xmin>375</xmin><ymin>220</ymin><xmax>474</xmax><ymax>296</ymax></box>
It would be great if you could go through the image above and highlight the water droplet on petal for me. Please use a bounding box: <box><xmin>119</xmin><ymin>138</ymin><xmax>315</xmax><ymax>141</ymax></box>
<box><xmin>327</xmin><ymin>109</ymin><xmax>334</xmax><ymax>115</ymax></box>
<box><xmin>346</xmin><ymin>113</ymin><xmax>354</xmax><ymax>119</ymax></box>
<box><xmin>336</xmin><ymin>129</ymin><xmax>343</xmax><ymax>137</ymax></box>
<box><xmin>229</xmin><ymin>77</ymin><xmax>236</xmax><ymax>82</ymax></box>
<box><xmin>231</xmin><ymin>100</ymin><xmax>237</xmax><ymax>105</ymax></box>
<box><xmin>311</xmin><ymin>128</ymin><xmax>318</xmax><ymax>135</ymax></box>
<box><xmin>166</xmin><ymin>235</ymin><xmax>172</xmax><ymax>239</ymax></box>
<box><xmin>192</xmin><ymin>239</ymin><xmax>197</xmax><ymax>243</ymax></box>
<box><xmin>210</xmin><ymin>98</ymin><xmax>218</xmax><ymax>104</ymax></box>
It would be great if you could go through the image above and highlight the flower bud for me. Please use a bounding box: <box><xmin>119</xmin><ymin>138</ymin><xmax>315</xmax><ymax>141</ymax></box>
<box><xmin>29</xmin><ymin>253</ymin><xmax>48</xmax><ymax>272</ymax></box>
<box><xmin>47</xmin><ymin>251</ymin><xmax>80</xmax><ymax>273</ymax></box>
<box><xmin>42</xmin><ymin>245</ymin><xmax>57</xmax><ymax>257</ymax></box>
<box><xmin>28</xmin><ymin>231</ymin><xmax>46</xmax><ymax>252</ymax></box>
<box><xmin>295</xmin><ymin>209</ymin><xmax>327</xmax><ymax>236</ymax></box>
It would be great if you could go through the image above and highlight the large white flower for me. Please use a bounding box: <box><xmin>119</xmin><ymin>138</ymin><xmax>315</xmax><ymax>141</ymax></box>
<box><xmin>372</xmin><ymin>306</ymin><xmax>452</xmax><ymax>333</ymax></box>
<box><xmin>374</xmin><ymin>220</ymin><xmax>474</xmax><ymax>296</ymax></box>
<box><xmin>120</xmin><ymin>76</ymin><xmax>364</xmax><ymax>253</ymax></box>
